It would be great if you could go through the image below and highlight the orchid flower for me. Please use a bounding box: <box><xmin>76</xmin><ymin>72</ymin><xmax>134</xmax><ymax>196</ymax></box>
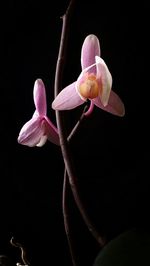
<box><xmin>52</xmin><ymin>34</ymin><xmax>125</xmax><ymax>116</ymax></box>
<box><xmin>18</xmin><ymin>79</ymin><xmax>59</xmax><ymax>147</ymax></box>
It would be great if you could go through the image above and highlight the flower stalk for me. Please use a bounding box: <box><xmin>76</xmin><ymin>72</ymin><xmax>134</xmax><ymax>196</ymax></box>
<box><xmin>54</xmin><ymin>1</ymin><xmax>105</xmax><ymax>261</ymax></box>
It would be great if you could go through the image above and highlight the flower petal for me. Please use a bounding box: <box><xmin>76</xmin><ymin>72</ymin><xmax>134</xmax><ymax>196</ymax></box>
<box><xmin>33</xmin><ymin>79</ymin><xmax>47</xmax><ymax>116</ymax></box>
<box><xmin>92</xmin><ymin>90</ymin><xmax>125</xmax><ymax>117</ymax></box>
<box><xmin>52</xmin><ymin>82</ymin><xmax>84</xmax><ymax>110</ymax></box>
<box><xmin>44</xmin><ymin>117</ymin><xmax>60</xmax><ymax>146</ymax></box>
<box><xmin>95</xmin><ymin>56</ymin><xmax>112</xmax><ymax>106</ymax></box>
<box><xmin>17</xmin><ymin>116</ymin><xmax>44</xmax><ymax>147</ymax></box>
<box><xmin>36</xmin><ymin>135</ymin><xmax>47</xmax><ymax>147</ymax></box>
<box><xmin>81</xmin><ymin>34</ymin><xmax>100</xmax><ymax>70</ymax></box>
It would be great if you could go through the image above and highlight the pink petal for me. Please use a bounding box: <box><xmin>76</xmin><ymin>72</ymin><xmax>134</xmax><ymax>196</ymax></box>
<box><xmin>36</xmin><ymin>135</ymin><xmax>48</xmax><ymax>147</ymax></box>
<box><xmin>17</xmin><ymin>116</ymin><xmax>44</xmax><ymax>147</ymax></box>
<box><xmin>44</xmin><ymin>117</ymin><xmax>60</xmax><ymax>146</ymax></box>
<box><xmin>81</xmin><ymin>34</ymin><xmax>100</xmax><ymax>70</ymax></box>
<box><xmin>52</xmin><ymin>82</ymin><xmax>84</xmax><ymax>110</ymax></box>
<box><xmin>33</xmin><ymin>79</ymin><xmax>47</xmax><ymax>116</ymax></box>
<box><xmin>92</xmin><ymin>90</ymin><xmax>125</xmax><ymax>117</ymax></box>
<box><xmin>95</xmin><ymin>56</ymin><xmax>112</xmax><ymax>106</ymax></box>
<box><xmin>32</xmin><ymin>110</ymin><xmax>39</xmax><ymax>118</ymax></box>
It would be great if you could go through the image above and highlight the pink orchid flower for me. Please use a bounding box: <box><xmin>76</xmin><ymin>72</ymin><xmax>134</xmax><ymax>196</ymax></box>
<box><xmin>18</xmin><ymin>79</ymin><xmax>59</xmax><ymax>147</ymax></box>
<box><xmin>52</xmin><ymin>34</ymin><xmax>125</xmax><ymax>116</ymax></box>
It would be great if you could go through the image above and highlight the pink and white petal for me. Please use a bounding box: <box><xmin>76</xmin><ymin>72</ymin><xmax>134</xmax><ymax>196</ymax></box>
<box><xmin>52</xmin><ymin>82</ymin><xmax>84</xmax><ymax>110</ymax></box>
<box><xmin>32</xmin><ymin>110</ymin><xmax>39</xmax><ymax>118</ymax></box>
<box><xmin>36</xmin><ymin>135</ymin><xmax>47</xmax><ymax>147</ymax></box>
<box><xmin>17</xmin><ymin>116</ymin><xmax>44</xmax><ymax>147</ymax></box>
<box><xmin>44</xmin><ymin>117</ymin><xmax>60</xmax><ymax>146</ymax></box>
<box><xmin>81</xmin><ymin>34</ymin><xmax>100</xmax><ymax>70</ymax></box>
<box><xmin>92</xmin><ymin>90</ymin><xmax>125</xmax><ymax>117</ymax></box>
<box><xmin>95</xmin><ymin>56</ymin><xmax>112</xmax><ymax>106</ymax></box>
<box><xmin>33</xmin><ymin>79</ymin><xmax>47</xmax><ymax>116</ymax></box>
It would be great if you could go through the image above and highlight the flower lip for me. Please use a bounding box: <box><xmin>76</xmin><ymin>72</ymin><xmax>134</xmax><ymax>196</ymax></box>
<box><xmin>76</xmin><ymin>60</ymin><xmax>100</xmax><ymax>100</ymax></box>
<box><xmin>79</xmin><ymin>73</ymin><xmax>100</xmax><ymax>99</ymax></box>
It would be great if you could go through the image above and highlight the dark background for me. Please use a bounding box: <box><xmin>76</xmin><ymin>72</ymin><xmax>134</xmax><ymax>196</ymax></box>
<box><xmin>1</xmin><ymin>1</ymin><xmax>149</xmax><ymax>266</ymax></box>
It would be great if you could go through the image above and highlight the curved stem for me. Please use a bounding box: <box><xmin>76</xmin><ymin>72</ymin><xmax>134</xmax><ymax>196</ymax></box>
<box><xmin>84</xmin><ymin>101</ymin><xmax>94</xmax><ymax>117</ymax></box>
<box><xmin>54</xmin><ymin>1</ymin><xmax>105</xmax><ymax>264</ymax></box>
<box><xmin>54</xmin><ymin>0</ymin><xmax>75</xmax><ymax>99</ymax></box>
<box><xmin>67</xmin><ymin>105</ymin><xmax>88</xmax><ymax>141</ymax></box>
<box><xmin>62</xmin><ymin>169</ymin><xmax>78</xmax><ymax>266</ymax></box>
<box><xmin>62</xmin><ymin>104</ymin><xmax>92</xmax><ymax>266</ymax></box>
<box><xmin>54</xmin><ymin>2</ymin><xmax>105</xmax><ymax>244</ymax></box>
<box><xmin>66</xmin><ymin>107</ymin><xmax>105</xmax><ymax>246</ymax></box>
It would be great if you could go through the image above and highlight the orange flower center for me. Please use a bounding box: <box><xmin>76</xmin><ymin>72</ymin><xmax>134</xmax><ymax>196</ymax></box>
<box><xmin>79</xmin><ymin>74</ymin><xmax>100</xmax><ymax>99</ymax></box>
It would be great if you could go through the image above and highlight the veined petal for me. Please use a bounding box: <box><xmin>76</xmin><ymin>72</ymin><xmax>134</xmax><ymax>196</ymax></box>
<box><xmin>52</xmin><ymin>82</ymin><xmax>84</xmax><ymax>110</ymax></box>
<box><xmin>44</xmin><ymin>117</ymin><xmax>60</xmax><ymax>146</ymax></box>
<box><xmin>33</xmin><ymin>79</ymin><xmax>47</xmax><ymax>116</ymax></box>
<box><xmin>92</xmin><ymin>90</ymin><xmax>125</xmax><ymax>117</ymax></box>
<box><xmin>17</xmin><ymin>116</ymin><xmax>44</xmax><ymax>147</ymax></box>
<box><xmin>81</xmin><ymin>34</ymin><xmax>100</xmax><ymax>70</ymax></box>
<box><xmin>95</xmin><ymin>56</ymin><xmax>112</xmax><ymax>106</ymax></box>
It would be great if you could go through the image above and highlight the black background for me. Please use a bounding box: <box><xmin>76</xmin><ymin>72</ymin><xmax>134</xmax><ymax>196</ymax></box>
<box><xmin>1</xmin><ymin>1</ymin><xmax>149</xmax><ymax>266</ymax></box>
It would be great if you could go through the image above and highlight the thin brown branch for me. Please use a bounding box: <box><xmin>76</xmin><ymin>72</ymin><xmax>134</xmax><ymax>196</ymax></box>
<box><xmin>54</xmin><ymin>0</ymin><xmax>75</xmax><ymax>98</ymax></box>
<box><xmin>54</xmin><ymin>0</ymin><xmax>105</xmax><ymax>247</ymax></box>
<box><xmin>62</xmin><ymin>169</ymin><xmax>78</xmax><ymax>266</ymax></box>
